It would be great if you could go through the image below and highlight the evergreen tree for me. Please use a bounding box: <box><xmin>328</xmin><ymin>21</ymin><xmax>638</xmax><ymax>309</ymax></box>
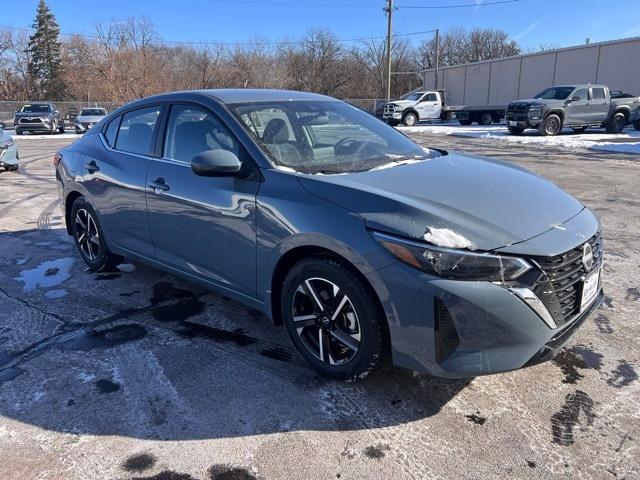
<box><xmin>26</xmin><ymin>0</ymin><xmax>66</xmax><ymax>99</ymax></box>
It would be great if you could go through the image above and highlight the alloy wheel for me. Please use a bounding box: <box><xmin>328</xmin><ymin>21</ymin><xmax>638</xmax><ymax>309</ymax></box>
<box><xmin>545</xmin><ymin>117</ymin><xmax>560</xmax><ymax>135</ymax></box>
<box><xmin>291</xmin><ymin>277</ymin><xmax>361</xmax><ymax>365</ymax></box>
<box><xmin>74</xmin><ymin>208</ymin><xmax>101</xmax><ymax>261</ymax></box>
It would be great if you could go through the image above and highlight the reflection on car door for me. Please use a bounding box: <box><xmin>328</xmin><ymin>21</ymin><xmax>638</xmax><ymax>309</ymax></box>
<box><xmin>565</xmin><ymin>88</ymin><xmax>590</xmax><ymax>124</ymax></box>
<box><xmin>416</xmin><ymin>93</ymin><xmax>441</xmax><ymax>119</ymax></box>
<box><xmin>84</xmin><ymin>105</ymin><xmax>162</xmax><ymax>256</ymax></box>
<box><xmin>145</xmin><ymin>103</ymin><xmax>260</xmax><ymax>297</ymax></box>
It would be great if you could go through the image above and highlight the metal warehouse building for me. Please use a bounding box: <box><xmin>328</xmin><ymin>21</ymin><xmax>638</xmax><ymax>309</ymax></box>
<box><xmin>423</xmin><ymin>36</ymin><xmax>640</xmax><ymax>106</ymax></box>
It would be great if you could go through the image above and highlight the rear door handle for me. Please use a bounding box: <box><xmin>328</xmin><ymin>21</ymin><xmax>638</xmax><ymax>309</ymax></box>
<box><xmin>85</xmin><ymin>160</ymin><xmax>99</xmax><ymax>173</ymax></box>
<box><xmin>149</xmin><ymin>177</ymin><xmax>170</xmax><ymax>193</ymax></box>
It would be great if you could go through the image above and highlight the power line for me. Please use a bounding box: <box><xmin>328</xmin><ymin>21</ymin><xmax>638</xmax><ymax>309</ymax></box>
<box><xmin>210</xmin><ymin>0</ymin><xmax>380</xmax><ymax>6</ymax></box>
<box><xmin>0</xmin><ymin>24</ymin><xmax>435</xmax><ymax>47</ymax></box>
<box><xmin>398</xmin><ymin>0</ymin><xmax>518</xmax><ymax>9</ymax></box>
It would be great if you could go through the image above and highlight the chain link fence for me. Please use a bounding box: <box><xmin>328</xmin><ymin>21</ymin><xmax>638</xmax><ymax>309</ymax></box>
<box><xmin>1</xmin><ymin>98</ymin><xmax>388</xmax><ymax>129</ymax></box>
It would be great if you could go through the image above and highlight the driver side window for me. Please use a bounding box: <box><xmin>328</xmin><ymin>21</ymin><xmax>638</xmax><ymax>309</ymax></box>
<box><xmin>164</xmin><ymin>104</ymin><xmax>239</xmax><ymax>163</ymax></box>
<box><xmin>573</xmin><ymin>89</ymin><xmax>589</xmax><ymax>102</ymax></box>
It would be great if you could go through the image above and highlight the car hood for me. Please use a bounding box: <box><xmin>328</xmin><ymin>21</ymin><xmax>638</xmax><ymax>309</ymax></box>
<box><xmin>298</xmin><ymin>153</ymin><xmax>584</xmax><ymax>251</ymax></box>
<box><xmin>387</xmin><ymin>100</ymin><xmax>415</xmax><ymax>109</ymax></box>
<box><xmin>14</xmin><ymin>111</ymin><xmax>52</xmax><ymax>119</ymax></box>
<box><xmin>510</xmin><ymin>98</ymin><xmax>562</xmax><ymax>107</ymax></box>
<box><xmin>76</xmin><ymin>115</ymin><xmax>105</xmax><ymax>123</ymax></box>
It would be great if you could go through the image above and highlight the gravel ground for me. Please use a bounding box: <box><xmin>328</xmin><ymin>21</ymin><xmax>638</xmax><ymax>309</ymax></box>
<box><xmin>0</xmin><ymin>132</ymin><xmax>638</xmax><ymax>480</ymax></box>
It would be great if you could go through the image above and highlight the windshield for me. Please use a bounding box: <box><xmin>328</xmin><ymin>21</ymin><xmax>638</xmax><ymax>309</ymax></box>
<box><xmin>80</xmin><ymin>108</ymin><xmax>106</xmax><ymax>116</ymax></box>
<box><xmin>231</xmin><ymin>100</ymin><xmax>433</xmax><ymax>174</ymax></box>
<box><xmin>534</xmin><ymin>87</ymin><xmax>575</xmax><ymax>100</ymax></box>
<box><xmin>401</xmin><ymin>92</ymin><xmax>425</xmax><ymax>102</ymax></box>
<box><xmin>21</xmin><ymin>104</ymin><xmax>51</xmax><ymax>113</ymax></box>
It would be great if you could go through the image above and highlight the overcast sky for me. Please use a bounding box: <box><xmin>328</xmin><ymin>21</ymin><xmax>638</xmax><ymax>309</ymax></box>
<box><xmin>4</xmin><ymin>0</ymin><xmax>640</xmax><ymax>50</ymax></box>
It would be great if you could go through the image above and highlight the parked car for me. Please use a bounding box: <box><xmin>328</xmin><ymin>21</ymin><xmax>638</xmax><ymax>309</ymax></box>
<box><xmin>74</xmin><ymin>107</ymin><xmax>108</xmax><ymax>134</ymax></box>
<box><xmin>14</xmin><ymin>102</ymin><xmax>65</xmax><ymax>135</ymax></box>
<box><xmin>505</xmin><ymin>84</ymin><xmax>640</xmax><ymax>136</ymax></box>
<box><xmin>55</xmin><ymin>89</ymin><xmax>604</xmax><ymax>380</ymax></box>
<box><xmin>0</xmin><ymin>128</ymin><xmax>19</xmax><ymax>171</ymax></box>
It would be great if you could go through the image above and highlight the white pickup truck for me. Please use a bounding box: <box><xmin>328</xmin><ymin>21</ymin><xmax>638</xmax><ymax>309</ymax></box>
<box><xmin>382</xmin><ymin>90</ymin><xmax>506</xmax><ymax>127</ymax></box>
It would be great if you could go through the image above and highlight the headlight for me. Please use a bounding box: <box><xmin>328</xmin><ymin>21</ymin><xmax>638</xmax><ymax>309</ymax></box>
<box><xmin>373</xmin><ymin>232</ymin><xmax>531</xmax><ymax>282</ymax></box>
<box><xmin>0</xmin><ymin>138</ymin><xmax>14</xmax><ymax>149</ymax></box>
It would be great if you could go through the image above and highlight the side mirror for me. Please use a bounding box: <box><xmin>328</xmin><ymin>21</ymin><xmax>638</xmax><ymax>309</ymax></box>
<box><xmin>570</xmin><ymin>96</ymin><xmax>581</xmax><ymax>102</ymax></box>
<box><xmin>191</xmin><ymin>149</ymin><xmax>243</xmax><ymax>177</ymax></box>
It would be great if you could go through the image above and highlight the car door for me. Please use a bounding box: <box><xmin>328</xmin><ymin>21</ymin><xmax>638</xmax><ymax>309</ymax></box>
<box><xmin>588</xmin><ymin>87</ymin><xmax>609</xmax><ymax>123</ymax></box>
<box><xmin>415</xmin><ymin>93</ymin><xmax>441</xmax><ymax>119</ymax></box>
<box><xmin>82</xmin><ymin>105</ymin><xmax>162</xmax><ymax>257</ymax></box>
<box><xmin>564</xmin><ymin>88</ymin><xmax>589</xmax><ymax>124</ymax></box>
<box><xmin>145</xmin><ymin>103</ymin><xmax>260</xmax><ymax>297</ymax></box>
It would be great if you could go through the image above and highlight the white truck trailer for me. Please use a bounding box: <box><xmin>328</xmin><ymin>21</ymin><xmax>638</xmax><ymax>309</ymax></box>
<box><xmin>383</xmin><ymin>36</ymin><xmax>640</xmax><ymax>126</ymax></box>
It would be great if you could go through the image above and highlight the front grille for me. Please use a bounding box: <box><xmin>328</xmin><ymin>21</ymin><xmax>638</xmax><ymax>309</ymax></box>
<box><xmin>529</xmin><ymin>232</ymin><xmax>603</xmax><ymax>327</ymax></box>
<box><xmin>19</xmin><ymin>118</ymin><xmax>43</xmax><ymax>124</ymax></box>
<box><xmin>383</xmin><ymin>105</ymin><xmax>395</xmax><ymax>115</ymax></box>
<box><xmin>507</xmin><ymin>104</ymin><xmax>528</xmax><ymax>115</ymax></box>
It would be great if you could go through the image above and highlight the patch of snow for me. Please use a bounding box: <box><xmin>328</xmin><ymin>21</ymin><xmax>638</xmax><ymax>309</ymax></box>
<box><xmin>370</xmin><ymin>158</ymin><xmax>427</xmax><ymax>171</ymax></box>
<box><xmin>273</xmin><ymin>165</ymin><xmax>298</xmax><ymax>173</ymax></box>
<box><xmin>401</xmin><ymin>124</ymin><xmax>640</xmax><ymax>155</ymax></box>
<box><xmin>15</xmin><ymin>258</ymin><xmax>28</xmax><ymax>266</ymax></box>
<box><xmin>44</xmin><ymin>289</ymin><xmax>67</xmax><ymax>299</ymax></box>
<box><xmin>12</xmin><ymin>133</ymin><xmax>79</xmax><ymax>140</ymax></box>
<box><xmin>117</xmin><ymin>263</ymin><xmax>137</xmax><ymax>273</ymax></box>
<box><xmin>424</xmin><ymin>227</ymin><xmax>475</xmax><ymax>250</ymax></box>
<box><xmin>15</xmin><ymin>257</ymin><xmax>74</xmax><ymax>292</ymax></box>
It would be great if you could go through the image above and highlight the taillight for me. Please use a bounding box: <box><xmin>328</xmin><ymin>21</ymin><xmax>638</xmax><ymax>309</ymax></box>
<box><xmin>53</xmin><ymin>152</ymin><xmax>62</xmax><ymax>166</ymax></box>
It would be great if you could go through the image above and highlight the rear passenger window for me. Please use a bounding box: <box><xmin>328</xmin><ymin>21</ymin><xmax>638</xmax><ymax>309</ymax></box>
<box><xmin>592</xmin><ymin>88</ymin><xmax>605</xmax><ymax>100</ymax></box>
<box><xmin>104</xmin><ymin>116</ymin><xmax>121</xmax><ymax>147</ymax></box>
<box><xmin>115</xmin><ymin>106</ymin><xmax>162</xmax><ymax>156</ymax></box>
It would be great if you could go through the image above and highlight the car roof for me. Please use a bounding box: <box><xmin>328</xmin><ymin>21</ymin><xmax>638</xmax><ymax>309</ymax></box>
<box><xmin>202</xmin><ymin>89</ymin><xmax>334</xmax><ymax>104</ymax></box>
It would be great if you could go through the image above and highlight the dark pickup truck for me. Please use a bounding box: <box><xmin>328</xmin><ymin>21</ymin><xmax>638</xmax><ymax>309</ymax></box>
<box><xmin>505</xmin><ymin>85</ymin><xmax>640</xmax><ymax>136</ymax></box>
<box><xmin>14</xmin><ymin>102</ymin><xmax>65</xmax><ymax>135</ymax></box>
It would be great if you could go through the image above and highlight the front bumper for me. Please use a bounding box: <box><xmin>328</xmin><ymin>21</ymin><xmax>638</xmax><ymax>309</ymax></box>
<box><xmin>15</xmin><ymin>120</ymin><xmax>52</xmax><ymax>132</ymax></box>
<box><xmin>368</xmin><ymin>222</ymin><xmax>603</xmax><ymax>377</ymax></box>
<box><xmin>505</xmin><ymin>111</ymin><xmax>543</xmax><ymax>128</ymax></box>
<box><xmin>383</xmin><ymin>112</ymin><xmax>403</xmax><ymax>120</ymax></box>
<box><xmin>0</xmin><ymin>144</ymin><xmax>19</xmax><ymax>167</ymax></box>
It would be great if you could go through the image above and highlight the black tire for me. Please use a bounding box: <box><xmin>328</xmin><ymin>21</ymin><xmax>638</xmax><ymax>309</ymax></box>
<box><xmin>478</xmin><ymin>112</ymin><xmax>493</xmax><ymax>126</ymax></box>
<box><xmin>402</xmin><ymin>111</ymin><xmax>418</xmax><ymax>127</ymax></box>
<box><xmin>5</xmin><ymin>164</ymin><xmax>18</xmax><ymax>172</ymax></box>
<box><xmin>458</xmin><ymin>119</ymin><xmax>472</xmax><ymax>126</ymax></box>
<box><xmin>59</xmin><ymin>122</ymin><xmax>65</xmax><ymax>133</ymax></box>
<box><xmin>386</xmin><ymin>120</ymin><xmax>399</xmax><ymax>127</ymax></box>
<box><xmin>606</xmin><ymin>112</ymin><xmax>626</xmax><ymax>134</ymax></box>
<box><xmin>634</xmin><ymin>121</ymin><xmax>640</xmax><ymax>131</ymax></box>
<box><xmin>539</xmin><ymin>114</ymin><xmax>562</xmax><ymax>136</ymax></box>
<box><xmin>15</xmin><ymin>130</ymin><xmax>23</xmax><ymax>136</ymax></box>
<box><xmin>70</xmin><ymin>197</ymin><xmax>123</xmax><ymax>271</ymax></box>
<box><xmin>281</xmin><ymin>257</ymin><xmax>387</xmax><ymax>380</ymax></box>
<box><xmin>508</xmin><ymin>126</ymin><xmax>525</xmax><ymax>135</ymax></box>
<box><xmin>50</xmin><ymin>121</ymin><xmax>57</xmax><ymax>135</ymax></box>
<box><xmin>571</xmin><ymin>126</ymin><xmax>587</xmax><ymax>134</ymax></box>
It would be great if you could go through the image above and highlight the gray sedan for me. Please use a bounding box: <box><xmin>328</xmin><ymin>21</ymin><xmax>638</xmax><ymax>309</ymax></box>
<box><xmin>55</xmin><ymin>89</ymin><xmax>603</xmax><ymax>380</ymax></box>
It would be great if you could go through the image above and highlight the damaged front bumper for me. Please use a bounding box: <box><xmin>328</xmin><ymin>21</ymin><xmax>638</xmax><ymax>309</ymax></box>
<box><xmin>367</xmin><ymin>209</ymin><xmax>603</xmax><ymax>377</ymax></box>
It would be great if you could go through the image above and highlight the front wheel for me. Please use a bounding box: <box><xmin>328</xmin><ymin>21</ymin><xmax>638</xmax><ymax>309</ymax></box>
<box><xmin>478</xmin><ymin>112</ymin><xmax>493</xmax><ymax>126</ymax></box>
<box><xmin>606</xmin><ymin>112</ymin><xmax>626</xmax><ymax>134</ymax></box>
<box><xmin>539</xmin><ymin>114</ymin><xmax>562</xmax><ymax>136</ymax></box>
<box><xmin>281</xmin><ymin>257</ymin><xmax>387</xmax><ymax>380</ymax></box>
<box><xmin>402</xmin><ymin>112</ymin><xmax>418</xmax><ymax>127</ymax></box>
<box><xmin>59</xmin><ymin>122</ymin><xmax>65</xmax><ymax>133</ymax></box>
<box><xmin>70</xmin><ymin>197</ymin><xmax>123</xmax><ymax>271</ymax></box>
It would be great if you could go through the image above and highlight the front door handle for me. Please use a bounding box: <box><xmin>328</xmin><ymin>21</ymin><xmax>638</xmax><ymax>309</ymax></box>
<box><xmin>149</xmin><ymin>177</ymin><xmax>170</xmax><ymax>194</ymax></box>
<box><xmin>85</xmin><ymin>160</ymin><xmax>99</xmax><ymax>173</ymax></box>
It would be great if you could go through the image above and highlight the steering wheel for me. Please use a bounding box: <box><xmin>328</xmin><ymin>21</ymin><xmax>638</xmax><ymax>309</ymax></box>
<box><xmin>334</xmin><ymin>137</ymin><xmax>360</xmax><ymax>155</ymax></box>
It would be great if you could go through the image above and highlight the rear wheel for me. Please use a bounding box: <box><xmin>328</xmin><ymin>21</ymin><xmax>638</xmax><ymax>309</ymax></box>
<box><xmin>508</xmin><ymin>126</ymin><xmax>525</xmax><ymax>135</ymax></box>
<box><xmin>458</xmin><ymin>119</ymin><xmax>472</xmax><ymax>126</ymax></box>
<box><xmin>571</xmin><ymin>126</ymin><xmax>587</xmax><ymax>134</ymax></box>
<box><xmin>70</xmin><ymin>197</ymin><xmax>123</xmax><ymax>271</ymax></box>
<box><xmin>606</xmin><ymin>112</ymin><xmax>626</xmax><ymax>134</ymax></box>
<box><xmin>281</xmin><ymin>257</ymin><xmax>386</xmax><ymax>380</ymax></box>
<box><xmin>478</xmin><ymin>112</ymin><xmax>493</xmax><ymax>126</ymax></box>
<box><xmin>539</xmin><ymin>114</ymin><xmax>562</xmax><ymax>136</ymax></box>
<box><xmin>402</xmin><ymin>111</ymin><xmax>418</xmax><ymax>127</ymax></box>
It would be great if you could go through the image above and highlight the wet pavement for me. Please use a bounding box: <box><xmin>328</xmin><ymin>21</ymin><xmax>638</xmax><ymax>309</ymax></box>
<box><xmin>0</xmin><ymin>133</ymin><xmax>638</xmax><ymax>479</ymax></box>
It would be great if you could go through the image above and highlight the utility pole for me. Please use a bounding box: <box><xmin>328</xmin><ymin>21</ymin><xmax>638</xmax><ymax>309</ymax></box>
<box><xmin>434</xmin><ymin>29</ymin><xmax>439</xmax><ymax>90</ymax></box>
<box><xmin>384</xmin><ymin>0</ymin><xmax>395</xmax><ymax>102</ymax></box>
